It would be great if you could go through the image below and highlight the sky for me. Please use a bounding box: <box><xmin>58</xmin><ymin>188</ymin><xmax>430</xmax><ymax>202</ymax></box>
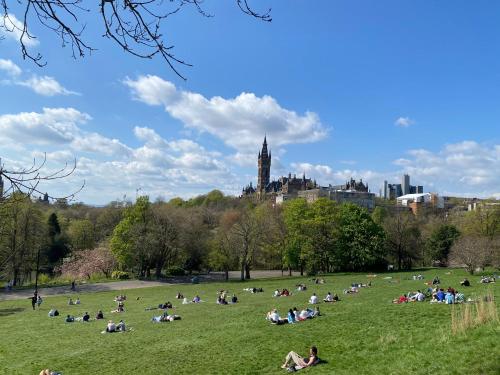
<box><xmin>0</xmin><ymin>1</ymin><xmax>499</xmax><ymax>204</ymax></box>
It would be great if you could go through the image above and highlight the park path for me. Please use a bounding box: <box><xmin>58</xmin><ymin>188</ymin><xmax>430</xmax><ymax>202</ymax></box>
<box><xmin>0</xmin><ymin>270</ymin><xmax>301</xmax><ymax>302</ymax></box>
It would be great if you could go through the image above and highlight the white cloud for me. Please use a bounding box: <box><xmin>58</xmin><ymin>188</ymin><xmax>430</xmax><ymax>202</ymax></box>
<box><xmin>124</xmin><ymin>75</ymin><xmax>328</xmax><ymax>152</ymax></box>
<box><xmin>1</xmin><ymin>14</ymin><xmax>39</xmax><ymax>47</ymax></box>
<box><xmin>393</xmin><ymin>141</ymin><xmax>500</xmax><ymax>196</ymax></box>
<box><xmin>0</xmin><ymin>108</ymin><xmax>90</xmax><ymax>145</ymax></box>
<box><xmin>394</xmin><ymin>116</ymin><xmax>415</xmax><ymax>127</ymax></box>
<box><xmin>0</xmin><ymin>109</ymin><xmax>240</xmax><ymax>204</ymax></box>
<box><xmin>0</xmin><ymin>59</ymin><xmax>21</xmax><ymax>76</ymax></box>
<box><xmin>0</xmin><ymin>58</ymin><xmax>77</xmax><ymax>96</ymax></box>
<box><xmin>17</xmin><ymin>75</ymin><xmax>79</xmax><ymax>96</ymax></box>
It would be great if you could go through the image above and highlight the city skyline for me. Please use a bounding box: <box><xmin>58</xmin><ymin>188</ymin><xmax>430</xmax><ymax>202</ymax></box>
<box><xmin>0</xmin><ymin>1</ymin><xmax>499</xmax><ymax>204</ymax></box>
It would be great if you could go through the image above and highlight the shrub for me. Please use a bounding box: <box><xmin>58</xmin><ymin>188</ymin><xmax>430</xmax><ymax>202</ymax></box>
<box><xmin>166</xmin><ymin>266</ymin><xmax>185</xmax><ymax>276</ymax></box>
<box><xmin>111</xmin><ymin>271</ymin><xmax>130</xmax><ymax>280</ymax></box>
<box><xmin>37</xmin><ymin>273</ymin><xmax>51</xmax><ymax>285</ymax></box>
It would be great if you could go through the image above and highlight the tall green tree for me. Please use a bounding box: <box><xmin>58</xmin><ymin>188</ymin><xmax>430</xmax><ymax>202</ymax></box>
<box><xmin>335</xmin><ymin>203</ymin><xmax>386</xmax><ymax>271</ymax></box>
<box><xmin>426</xmin><ymin>224</ymin><xmax>460</xmax><ymax>264</ymax></box>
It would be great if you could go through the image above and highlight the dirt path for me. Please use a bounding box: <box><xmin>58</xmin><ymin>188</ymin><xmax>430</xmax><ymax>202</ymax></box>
<box><xmin>0</xmin><ymin>270</ymin><xmax>302</xmax><ymax>301</ymax></box>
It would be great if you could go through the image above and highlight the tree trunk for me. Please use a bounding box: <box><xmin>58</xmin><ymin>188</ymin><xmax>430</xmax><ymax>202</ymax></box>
<box><xmin>288</xmin><ymin>266</ymin><xmax>292</xmax><ymax>277</ymax></box>
<box><xmin>224</xmin><ymin>269</ymin><xmax>229</xmax><ymax>281</ymax></box>
<box><xmin>155</xmin><ymin>261</ymin><xmax>163</xmax><ymax>280</ymax></box>
<box><xmin>300</xmin><ymin>263</ymin><xmax>304</xmax><ymax>276</ymax></box>
<box><xmin>240</xmin><ymin>262</ymin><xmax>245</xmax><ymax>281</ymax></box>
<box><xmin>245</xmin><ymin>263</ymin><xmax>251</xmax><ymax>279</ymax></box>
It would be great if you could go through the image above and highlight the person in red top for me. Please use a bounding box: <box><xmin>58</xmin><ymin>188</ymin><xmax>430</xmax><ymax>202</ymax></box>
<box><xmin>392</xmin><ymin>294</ymin><xmax>408</xmax><ymax>304</ymax></box>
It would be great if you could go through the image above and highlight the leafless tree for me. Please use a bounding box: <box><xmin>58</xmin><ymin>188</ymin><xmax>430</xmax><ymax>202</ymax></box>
<box><xmin>1</xmin><ymin>0</ymin><xmax>271</xmax><ymax>79</ymax></box>
<box><xmin>448</xmin><ymin>236</ymin><xmax>497</xmax><ymax>274</ymax></box>
<box><xmin>0</xmin><ymin>155</ymin><xmax>84</xmax><ymax>204</ymax></box>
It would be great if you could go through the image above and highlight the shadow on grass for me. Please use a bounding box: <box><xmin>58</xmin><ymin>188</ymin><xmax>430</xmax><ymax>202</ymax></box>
<box><xmin>0</xmin><ymin>307</ymin><xmax>25</xmax><ymax>316</ymax></box>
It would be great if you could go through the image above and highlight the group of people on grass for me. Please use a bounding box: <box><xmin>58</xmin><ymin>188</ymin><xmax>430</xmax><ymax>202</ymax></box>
<box><xmin>243</xmin><ymin>287</ymin><xmax>264</xmax><ymax>293</ymax></box>
<box><xmin>274</xmin><ymin>288</ymin><xmax>291</xmax><ymax>297</ymax></box>
<box><xmin>266</xmin><ymin>306</ymin><xmax>321</xmax><ymax>325</ymax></box>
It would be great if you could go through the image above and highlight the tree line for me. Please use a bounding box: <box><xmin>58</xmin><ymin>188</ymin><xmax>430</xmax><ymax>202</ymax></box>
<box><xmin>0</xmin><ymin>189</ymin><xmax>499</xmax><ymax>285</ymax></box>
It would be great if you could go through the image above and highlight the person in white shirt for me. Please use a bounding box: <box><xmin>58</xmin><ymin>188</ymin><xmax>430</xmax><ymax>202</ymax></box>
<box><xmin>309</xmin><ymin>293</ymin><xmax>318</xmax><ymax>304</ymax></box>
<box><xmin>106</xmin><ymin>320</ymin><xmax>116</xmax><ymax>332</ymax></box>
<box><xmin>323</xmin><ymin>292</ymin><xmax>333</xmax><ymax>302</ymax></box>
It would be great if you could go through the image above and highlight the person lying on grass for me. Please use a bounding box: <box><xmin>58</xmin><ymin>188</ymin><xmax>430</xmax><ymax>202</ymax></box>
<box><xmin>298</xmin><ymin>307</ymin><xmax>320</xmax><ymax>321</ymax></box>
<box><xmin>114</xmin><ymin>295</ymin><xmax>126</xmax><ymax>302</ymax></box>
<box><xmin>343</xmin><ymin>286</ymin><xmax>359</xmax><ymax>294</ymax></box>
<box><xmin>281</xmin><ymin>346</ymin><xmax>319</xmax><ymax>371</ymax></box>
<box><xmin>408</xmin><ymin>290</ymin><xmax>425</xmax><ymax>302</ymax></box>
<box><xmin>392</xmin><ymin>294</ymin><xmax>408</xmax><ymax>304</ymax></box>
<box><xmin>243</xmin><ymin>287</ymin><xmax>264</xmax><ymax>293</ymax></box>
<box><xmin>152</xmin><ymin>313</ymin><xmax>181</xmax><ymax>322</ymax></box>
<box><xmin>266</xmin><ymin>309</ymin><xmax>288</xmax><ymax>325</ymax></box>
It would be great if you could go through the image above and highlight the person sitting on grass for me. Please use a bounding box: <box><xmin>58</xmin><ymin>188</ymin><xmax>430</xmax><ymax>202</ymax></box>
<box><xmin>323</xmin><ymin>292</ymin><xmax>334</xmax><ymax>302</ymax></box>
<box><xmin>231</xmin><ymin>294</ymin><xmax>238</xmax><ymax>303</ymax></box>
<box><xmin>192</xmin><ymin>295</ymin><xmax>201</xmax><ymax>303</ymax></box>
<box><xmin>432</xmin><ymin>276</ymin><xmax>440</xmax><ymax>285</ymax></box>
<box><xmin>68</xmin><ymin>298</ymin><xmax>74</xmax><ymax>305</ymax></box>
<box><xmin>217</xmin><ymin>296</ymin><xmax>228</xmax><ymax>305</ymax></box>
<box><xmin>287</xmin><ymin>309</ymin><xmax>296</xmax><ymax>324</ymax></box>
<box><xmin>296</xmin><ymin>284</ymin><xmax>307</xmax><ymax>291</ymax></box>
<box><xmin>392</xmin><ymin>294</ymin><xmax>408</xmax><ymax>304</ymax></box>
<box><xmin>75</xmin><ymin>297</ymin><xmax>81</xmax><ymax>305</ymax></box>
<box><xmin>445</xmin><ymin>291</ymin><xmax>455</xmax><ymax>304</ymax></box>
<box><xmin>83</xmin><ymin>312</ymin><xmax>90</xmax><ymax>322</ymax></box>
<box><xmin>281</xmin><ymin>289</ymin><xmax>290</xmax><ymax>297</ymax></box>
<box><xmin>455</xmin><ymin>292</ymin><xmax>465</xmax><ymax>303</ymax></box>
<box><xmin>460</xmin><ymin>278</ymin><xmax>470</xmax><ymax>287</ymax></box>
<box><xmin>106</xmin><ymin>320</ymin><xmax>116</xmax><ymax>332</ymax></box>
<box><xmin>65</xmin><ymin>315</ymin><xmax>75</xmax><ymax>323</ymax></box>
<box><xmin>111</xmin><ymin>302</ymin><xmax>125</xmax><ymax>313</ymax></box>
<box><xmin>436</xmin><ymin>289</ymin><xmax>445</xmax><ymax>302</ymax></box>
<box><xmin>96</xmin><ymin>310</ymin><xmax>104</xmax><ymax>320</ymax></box>
<box><xmin>159</xmin><ymin>301</ymin><xmax>173</xmax><ymax>309</ymax></box>
<box><xmin>273</xmin><ymin>289</ymin><xmax>281</xmax><ymax>297</ymax></box>
<box><xmin>48</xmin><ymin>309</ymin><xmax>59</xmax><ymax>317</ymax></box>
<box><xmin>309</xmin><ymin>293</ymin><xmax>319</xmax><ymax>304</ymax></box>
<box><xmin>281</xmin><ymin>346</ymin><xmax>319</xmax><ymax>371</ymax></box>
<box><xmin>116</xmin><ymin>320</ymin><xmax>126</xmax><ymax>331</ymax></box>
<box><xmin>176</xmin><ymin>292</ymin><xmax>184</xmax><ymax>299</ymax></box>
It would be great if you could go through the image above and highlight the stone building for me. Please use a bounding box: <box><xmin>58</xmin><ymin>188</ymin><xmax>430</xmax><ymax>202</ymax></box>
<box><xmin>242</xmin><ymin>137</ymin><xmax>375</xmax><ymax>209</ymax></box>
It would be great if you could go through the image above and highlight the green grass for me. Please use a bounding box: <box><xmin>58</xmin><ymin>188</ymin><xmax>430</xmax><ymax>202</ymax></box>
<box><xmin>0</xmin><ymin>269</ymin><xmax>498</xmax><ymax>374</ymax></box>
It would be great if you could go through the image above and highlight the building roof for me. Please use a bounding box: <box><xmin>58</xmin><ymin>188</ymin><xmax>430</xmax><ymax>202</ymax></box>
<box><xmin>396</xmin><ymin>193</ymin><xmax>430</xmax><ymax>200</ymax></box>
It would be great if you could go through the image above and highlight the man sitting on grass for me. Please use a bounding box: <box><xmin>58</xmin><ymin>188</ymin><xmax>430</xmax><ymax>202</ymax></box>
<box><xmin>267</xmin><ymin>309</ymin><xmax>288</xmax><ymax>325</ymax></box>
<box><xmin>65</xmin><ymin>315</ymin><xmax>75</xmax><ymax>323</ymax></box>
<box><xmin>309</xmin><ymin>293</ymin><xmax>318</xmax><ymax>304</ymax></box>
<box><xmin>323</xmin><ymin>292</ymin><xmax>334</xmax><ymax>302</ymax></box>
<box><xmin>83</xmin><ymin>312</ymin><xmax>90</xmax><ymax>322</ymax></box>
<box><xmin>281</xmin><ymin>346</ymin><xmax>319</xmax><ymax>372</ymax></box>
<box><xmin>105</xmin><ymin>320</ymin><xmax>116</xmax><ymax>332</ymax></box>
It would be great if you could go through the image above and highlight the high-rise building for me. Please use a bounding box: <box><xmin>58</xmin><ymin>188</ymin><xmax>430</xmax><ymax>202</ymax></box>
<box><xmin>383</xmin><ymin>175</ymin><xmax>422</xmax><ymax>199</ymax></box>
<box><xmin>402</xmin><ymin>174</ymin><xmax>410</xmax><ymax>195</ymax></box>
<box><xmin>0</xmin><ymin>173</ymin><xmax>3</xmax><ymax>199</ymax></box>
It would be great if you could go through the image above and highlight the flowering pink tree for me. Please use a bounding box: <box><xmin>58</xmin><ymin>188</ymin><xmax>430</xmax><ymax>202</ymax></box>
<box><xmin>57</xmin><ymin>246</ymin><xmax>117</xmax><ymax>279</ymax></box>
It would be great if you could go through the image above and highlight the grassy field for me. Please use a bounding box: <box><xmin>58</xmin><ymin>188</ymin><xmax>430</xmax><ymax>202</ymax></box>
<box><xmin>0</xmin><ymin>268</ymin><xmax>498</xmax><ymax>375</ymax></box>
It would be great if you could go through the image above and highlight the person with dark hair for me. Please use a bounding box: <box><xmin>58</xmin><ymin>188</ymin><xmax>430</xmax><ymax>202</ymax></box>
<box><xmin>30</xmin><ymin>294</ymin><xmax>37</xmax><ymax>310</ymax></box>
<box><xmin>460</xmin><ymin>278</ymin><xmax>470</xmax><ymax>287</ymax></box>
<box><xmin>281</xmin><ymin>346</ymin><xmax>319</xmax><ymax>370</ymax></box>
<box><xmin>231</xmin><ymin>294</ymin><xmax>238</xmax><ymax>303</ymax></box>
<box><xmin>82</xmin><ymin>312</ymin><xmax>90</xmax><ymax>322</ymax></box>
<box><xmin>287</xmin><ymin>309</ymin><xmax>296</xmax><ymax>324</ymax></box>
<box><xmin>65</xmin><ymin>315</ymin><xmax>75</xmax><ymax>323</ymax></box>
<box><xmin>96</xmin><ymin>310</ymin><xmax>104</xmax><ymax>320</ymax></box>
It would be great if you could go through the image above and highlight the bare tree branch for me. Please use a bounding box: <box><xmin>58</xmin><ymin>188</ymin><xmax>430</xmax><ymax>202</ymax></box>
<box><xmin>1</xmin><ymin>0</ymin><xmax>271</xmax><ymax>79</ymax></box>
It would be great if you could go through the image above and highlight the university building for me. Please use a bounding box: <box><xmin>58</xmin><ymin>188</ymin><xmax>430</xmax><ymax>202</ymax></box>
<box><xmin>242</xmin><ymin>137</ymin><xmax>375</xmax><ymax>209</ymax></box>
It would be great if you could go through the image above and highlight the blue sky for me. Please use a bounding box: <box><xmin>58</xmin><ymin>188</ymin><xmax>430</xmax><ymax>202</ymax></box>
<box><xmin>0</xmin><ymin>1</ymin><xmax>499</xmax><ymax>204</ymax></box>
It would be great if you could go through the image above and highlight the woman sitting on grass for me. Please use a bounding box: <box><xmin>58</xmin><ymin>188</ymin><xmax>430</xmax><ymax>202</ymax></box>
<box><xmin>106</xmin><ymin>320</ymin><xmax>116</xmax><ymax>332</ymax></box>
<box><xmin>267</xmin><ymin>309</ymin><xmax>288</xmax><ymax>325</ymax></box>
<box><xmin>287</xmin><ymin>309</ymin><xmax>296</xmax><ymax>324</ymax></box>
<box><xmin>281</xmin><ymin>346</ymin><xmax>319</xmax><ymax>371</ymax></box>
<box><xmin>96</xmin><ymin>310</ymin><xmax>104</xmax><ymax>320</ymax></box>
<box><xmin>309</xmin><ymin>293</ymin><xmax>319</xmax><ymax>304</ymax></box>
<box><xmin>176</xmin><ymin>292</ymin><xmax>184</xmax><ymax>299</ymax></box>
<box><xmin>192</xmin><ymin>295</ymin><xmax>201</xmax><ymax>303</ymax></box>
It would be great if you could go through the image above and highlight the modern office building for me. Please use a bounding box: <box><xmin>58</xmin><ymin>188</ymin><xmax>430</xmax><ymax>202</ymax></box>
<box><xmin>383</xmin><ymin>174</ymin><xmax>422</xmax><ymax>199</ymax></box>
